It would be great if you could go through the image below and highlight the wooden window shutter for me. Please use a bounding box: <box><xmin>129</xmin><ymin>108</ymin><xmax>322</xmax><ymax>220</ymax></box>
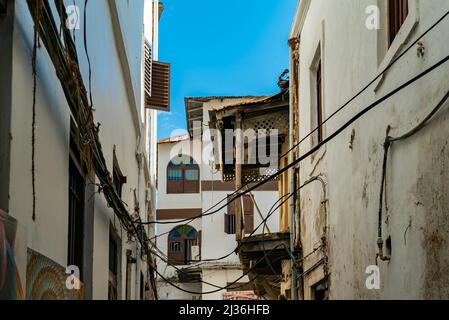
<box><xmin>224</xmin><ymin>214</ymin><xmax>230</xmax><ymax>234</ymax></box>
<box><xmin>227</xmin><ymin>195</ymin><xmax>237</xmax><ymax>215</ymax></box>
<box><xmin>243</xmin><ymin>195</ymin><xmax>254</xmax><ymax>234</ymax></box>
<box><xmin>225</xmin><ymin>195</ymin><xmax>237</xmax><ymax>234</ymax></box>
<box><xmin>145</xmin><ymin>61</ymin><xmax>171</xmax><ymax>112</ymax></box>
<box><xmin>388</xmin><ymin>0</ymin><xmax>409</xmax><ymax>46</ymax></box>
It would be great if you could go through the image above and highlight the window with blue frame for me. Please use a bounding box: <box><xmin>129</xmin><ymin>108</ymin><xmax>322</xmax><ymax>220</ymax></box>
<box><xmin>167</xmin><ymin>225</ymin><xmax>200</xmax><ymax>265</ymax></box>
<box><xmin>166</xmin><ymin>156</ymin><xmax>200</xmax><ymax>194</ymax></box>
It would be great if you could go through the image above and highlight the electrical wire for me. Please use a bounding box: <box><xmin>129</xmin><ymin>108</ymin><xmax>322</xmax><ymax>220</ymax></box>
<box><xmin>138</xmin><ymin>11</ymin><xmax>449</xmax><ymax>229</ymax></box>
<box><xmin>377</xmin><ymin>88</ymin><xmax>449</xmax><ymax>248</ymax></box>
<box><xmin>279</xmin><ymin>10</ymin><xmax>449</xmax><ymax>161</ymax></box>
<box><xmin>145</xmin><ymin>180</ymin><xmax>269</xmax><ymax>242</ymax></box>
<box><xmin>153</xmin><ymin>191</ymin><xmax>290</xmax><ymax>294</ymax></box>
<box><xmin>147</xmin><ymin>190</ymin><xmax>299</xmax><ymax>292</ymax></box>
<box><xmin>190</xmin><ymin>191</ymin><xmax>292</xmax><ymax>264</ymax></box>
<box><xmin>143</xmin><ymin>51</ymin><xmax>449</xmax><ymax>227</ymax></box>
<box><xmin>151</xmin><ymin>243</ymin><xmax>288</xmax><ymax>295</ymax></box>
<box><xmin>178</xmin><ymin>174</ymin><xmax>326</xmax><ymax>272</ymax></box>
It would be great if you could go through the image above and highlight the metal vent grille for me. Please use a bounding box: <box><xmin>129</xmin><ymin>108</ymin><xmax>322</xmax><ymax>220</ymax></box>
<box><xmin>223</xmin><ymin>168</ymin><xmax>280</xmax><ymax>184</ymax></box>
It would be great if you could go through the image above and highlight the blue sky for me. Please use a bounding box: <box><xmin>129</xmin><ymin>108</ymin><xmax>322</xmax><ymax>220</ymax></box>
<box><xmin>157</xmin><ymin>0</ymin><xmax>298</xmax><ymax>139</ymax></box>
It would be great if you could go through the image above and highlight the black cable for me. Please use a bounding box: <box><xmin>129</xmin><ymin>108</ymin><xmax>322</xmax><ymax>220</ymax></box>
<box><xmin>147</xmin><ymin>181</ymin><xmax>285</xmax><ymax>242</ymax></box>
<box><xmin>227</xmin><ymin>52</ymin><xmax>449</xmax><ymax>208</ymax></box>
<box><xmin>280</xmin><ymin>10</ymin><xmax>449</xmax><ymax>161</ymax></box>
<box><xmin>141</xmin><ymin>11</ymin><xmax>449</xmax><ymax>228</ymax></box>
<box><xmin>196</xmin><ymin>190</ymin><xmax>293</xmax><ymax>263</ymax></box>
<box><xmin>181</xmin><ymin>174</ymin><xmax>326</xmax><ymax>268</ymax></box>
<box><xmin>139</xmin><ymin>10</ymin><xmax>449</xmax><ymax>228</ymax></box>
<box><xmin>147</xmin><ymin>192</ymin><xmax>299</xmax><ymax>291</ymax></box>
<box><xmin>144</xmin><ymin>52</ymin><xmax>449</xmax><ymax>227</ymax></box>
<box><xmin>150</xmin><ymin>240</ymin><xmax>288</xmax><ymax>293</ymax></box>
<box><xmin>151</xmin><ymin>243</ymin><xmax>288</xmax><ymax>295</ymax></box>
<box><xmin>151</xmin><ymin>191</ymin><xmax>290</xmax><ymax>258</ymax></box>
<box><xmin>259</xmin><ymin>175</ymin><xmax>329</xmax><ymax>276</ymax></box>
<box><xmin>151</xmin><ymin>191</ymin><xmax>292</xmax><ymax>293</ymax></box>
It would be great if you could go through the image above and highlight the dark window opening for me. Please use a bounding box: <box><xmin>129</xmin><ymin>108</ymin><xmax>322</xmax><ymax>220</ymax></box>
<box><xmin>388</xmin><ymin>0</ymin><xmax>409</xmax><ymax>46</ymax></box>
<box><xmin>108</xmin><ymin>227</ymin><xmax>120</xmax><ymax>300</ymax></box>
<box><xmin>225</xmin><ymin>195</ymin><xmax>254</xmax><ymax>235</ymax></box>
<box><xmin>68</xmin><ymin>157</ymin><xmax>85</xmax><ymax>280</ymax></box>
<box><xmin>167</xmin><ymin>225</ymin><xmax>199</xmax><ymax>265</ymax></box>
<box><xmin>140</xmin><ymin>272</ymin><xmax>145</xmax><ymax>300</ymax></box>
<box><xmin>386</xmin><ymin>236</ymin><xmax>392</xmax><ymax>257</ymax></box>
<box><xmin>68</xmin><ymin>124</ymin><xmax>85</xmax><ymax>281</ymax></box>
<box><xmin>316</xmin><ymin>60</ymin><xmax>323</xmax><ymax>144</ymax></box>
<box><xmin>311</xmin><ymin>279</ymin><xmax>329</xmax><ymax>300</ymax></box>
<box><xmin>167</xmin><ymin>156</ymin><xmax>199</xmax><ymax>194</ymax></box>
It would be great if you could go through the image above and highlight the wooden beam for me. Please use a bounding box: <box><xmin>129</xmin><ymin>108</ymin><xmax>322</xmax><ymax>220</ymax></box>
<box><xmin>235</xmin><ymin>113</ymin><xmax>244</xmax><ymax>241</ymax></box>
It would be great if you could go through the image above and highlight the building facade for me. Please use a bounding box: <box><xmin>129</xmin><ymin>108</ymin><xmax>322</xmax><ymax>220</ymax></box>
<box><xmin>290</xmin><ymin>0</ymin><xmax>449</xmax><ymax>299</ymax></box>
<box><xmin>156</xmin><ymin>97</ymin><xmax>280</xmax><ymax>300</ymax></box>
<box><xmin>0</xmin><ymin>0</ymin><xmax>165</xmax><ymax>300</ymax></box>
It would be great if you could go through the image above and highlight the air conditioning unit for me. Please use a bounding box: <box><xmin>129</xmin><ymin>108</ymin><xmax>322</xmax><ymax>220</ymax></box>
<box><xmin>191</xmin><ymin>245</ymin><xmax>200</xmax><ymax>261</ymax></box>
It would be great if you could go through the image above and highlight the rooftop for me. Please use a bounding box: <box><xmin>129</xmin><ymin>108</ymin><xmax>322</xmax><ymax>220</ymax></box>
<box><xmin>157</xmin><ymin>134</ymin><xmax>190</xmax><ymax>144</ymax></box>
<box><xmin>184</xmin><ymin>95</ymin><xmax>262</xmax><ymax>103</ymax></box>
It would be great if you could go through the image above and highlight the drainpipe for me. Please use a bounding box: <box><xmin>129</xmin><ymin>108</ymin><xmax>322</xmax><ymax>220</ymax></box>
<box><xmin>288</xmin><ymin>42</ymin><xmax>298</xmax><ymax>301</ymax></box>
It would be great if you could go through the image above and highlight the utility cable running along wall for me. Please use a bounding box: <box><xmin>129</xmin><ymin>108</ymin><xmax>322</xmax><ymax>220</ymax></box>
<box><xmin>146</xmin><ymin>51</ymin><xmax>449</xmax><ymax>295</ymax></box>
<box><xmin>146</xmin><ymin>51</ymin><xmax>449</xmax><ymax>228</ymax></box>
<box><xmin>377</xmin><ymin>89</ymin><xmax>449</xmax><ymax>262</ymax></box>
<box><xmin>157</xmin><ymin>176</ymin><xmax>326</xmax><ymax>295</ymax></box>
<box><xmin>138</xmin><ymin>10</ymin><xmax>449</xmax><ymax>228</ymax></box>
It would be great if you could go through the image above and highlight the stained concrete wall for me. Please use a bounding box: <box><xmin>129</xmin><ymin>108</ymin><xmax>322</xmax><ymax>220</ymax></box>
<box><xmin>291</xmin><ymin>0</ymin><xmax>449</xmax><ymax>299</ymax></box>
<box><xmin>7</xmin><ymin>0</ymin><xmax>154</xmax><ymax>300</ymax></box>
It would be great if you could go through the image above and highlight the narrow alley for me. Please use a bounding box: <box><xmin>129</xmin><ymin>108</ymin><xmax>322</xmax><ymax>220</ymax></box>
<box><xmin>1</xmin><ymin>0</ymin><xmax>449</xmax><ymax>306</ymax></box>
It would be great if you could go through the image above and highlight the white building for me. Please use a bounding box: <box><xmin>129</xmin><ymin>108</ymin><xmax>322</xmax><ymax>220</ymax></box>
<box><xmin>290</xmin><ymin>0</ymin><xmax>449</xmax><ymax>299</ymax></box>
<box><xmin>0</xmin><ymin>0</ymin><xmax>166</xmax><ymax>300</ymax></box>
<box><xmin>156</xmin><ymin>97</ymin><xmax>280</xmax><ymax>300</ymax></box>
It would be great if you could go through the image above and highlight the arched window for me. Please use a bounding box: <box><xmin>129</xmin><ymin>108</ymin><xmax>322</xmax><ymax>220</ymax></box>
<box><xmin>167</xmin><ymin>155</ymin><xmax>200</xmax><ymax>194</ymax></box>
<box><xmin>167</xmin><ymin>225</ymin><xmax>200</xmax><ymax>265</ymax></box>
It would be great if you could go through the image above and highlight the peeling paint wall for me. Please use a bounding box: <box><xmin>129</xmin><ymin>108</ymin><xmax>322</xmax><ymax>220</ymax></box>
<box><xmin>291</xmin><ymin>0</ymin><xmax>449</xmax><ymax>299</ymax></box>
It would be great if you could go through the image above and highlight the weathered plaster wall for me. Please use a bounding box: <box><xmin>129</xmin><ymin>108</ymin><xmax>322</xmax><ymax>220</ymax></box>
<box><xmin>8</xmin><ymin>0</ymin><xmax>149</xmax><ymax>300</ymax></box>
<box><xmin>293</xmin><ymin>0</ymin><xmax>449</xmax><ymax>299</ymax></box>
